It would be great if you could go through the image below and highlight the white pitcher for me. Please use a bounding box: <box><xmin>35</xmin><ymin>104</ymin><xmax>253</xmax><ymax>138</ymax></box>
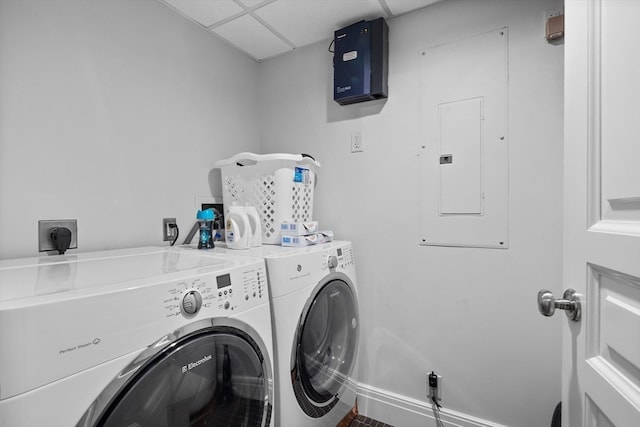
<box><xmin>245</xmin><ymin>206</ymin><xmax>262</xmax><ymax>247</ymax></box>
<box><xmin>225</xmin><ymin>206</ymin><xmax>250</xmax><ymax>250</ymax></box>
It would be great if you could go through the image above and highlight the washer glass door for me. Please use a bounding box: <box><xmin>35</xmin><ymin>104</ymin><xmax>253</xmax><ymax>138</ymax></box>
<box><xmin>93</xmin><ymin>328</ymin><xmax>271</xmax><ymax>427</ymax></box>
<box><xmin>293</xmin><ymin>279</ymin><xmax>358</xmax><ymax>416</ymax></box>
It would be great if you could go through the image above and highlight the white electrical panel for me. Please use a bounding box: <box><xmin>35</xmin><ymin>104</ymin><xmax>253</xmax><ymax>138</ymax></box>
<box><xmin>418</xmin><ymin>28</ymin><xmax>509</xmax><ymax>249</ymax></box>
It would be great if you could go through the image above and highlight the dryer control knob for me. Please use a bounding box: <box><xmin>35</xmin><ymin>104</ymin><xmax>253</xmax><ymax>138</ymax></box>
<box><xmin>182</xmin><ymin>290</ymin><xmax>202</xmax><ymax>315</ymax></box>
<box><xmin>328</xmin><ymin>255</ymin><xmax>338</xmax><ymax>269</ymax></box>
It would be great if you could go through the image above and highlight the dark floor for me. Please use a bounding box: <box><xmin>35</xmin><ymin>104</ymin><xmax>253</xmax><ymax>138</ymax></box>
<box><xmin>348</xmin><ymin>415</ymin><xmax>394</xmax><ymax>427</ymax></box>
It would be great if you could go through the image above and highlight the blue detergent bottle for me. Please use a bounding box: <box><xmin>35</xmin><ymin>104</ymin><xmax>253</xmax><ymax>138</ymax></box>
<box><xmin>197</xmin><ymin>208</ymin><xmax>215</xmax><ymax>249</ymax></box>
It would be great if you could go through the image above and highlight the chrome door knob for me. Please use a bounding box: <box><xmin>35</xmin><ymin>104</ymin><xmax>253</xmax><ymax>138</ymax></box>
<box><xmin>537</xmin><ymin>289</ymin><xmax>581</xmax><ymax>322</ymax></box>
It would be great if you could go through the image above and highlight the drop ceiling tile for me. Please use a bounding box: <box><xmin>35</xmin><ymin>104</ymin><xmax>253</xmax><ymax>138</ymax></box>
<box><xmin>164</xmin><ymin>0</ymin><xmax>243</xmax><ymax>27</ymax></box>
<box><xmin>237</xmin><ymin>0</ymin><xmax>273</xmax><ymax>9</ymax></box>
<box><xmin>384</xmin><ymin>0</ymin><xmax>440</xmax><ymax>16</ymax></box>
<box><xmin>213</xmin><ymin>14</ymin><xmax>292</xmax><ymax>60</ymax></box>
<box><xmin>255</xmin><ymin>0</ymin><xmax>387</xmax><ymax>48</ymax></box>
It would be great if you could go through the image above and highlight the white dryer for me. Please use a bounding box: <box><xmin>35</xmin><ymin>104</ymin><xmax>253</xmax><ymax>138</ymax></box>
<box><xmin>0</xmin><ymin>247</ymin><xmax>274</xmax><ymax>427</ymax></box>
<box><xmin>216</xmin><ymin>241</ymin><xmax>359</xmax><ymax>427</ymax></box>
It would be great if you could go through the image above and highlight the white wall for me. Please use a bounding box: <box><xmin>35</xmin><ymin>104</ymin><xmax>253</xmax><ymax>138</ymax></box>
<box><xmin>0</xmin><ymin>0</ymin><xmax>259</xmax><ymax>258</ymax></box>
<box><xmin>258</xmin><ymin>0</ymin><xmax>564</xmax><ymax>426</ymax></box>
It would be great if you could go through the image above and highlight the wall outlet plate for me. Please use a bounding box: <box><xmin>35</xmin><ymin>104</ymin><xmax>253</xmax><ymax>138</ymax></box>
<box><xmin>163</xmin><ymin>218</ymin><xmax>177</xmax><ymax>241</ymax></box>
<box><xmin>38</xmin><ymin>219</ymin><xmax>78</xmax><ymax>252</ymax></box>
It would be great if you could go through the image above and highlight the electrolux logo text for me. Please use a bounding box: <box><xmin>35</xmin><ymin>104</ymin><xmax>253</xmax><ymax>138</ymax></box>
<box><xmin>181</xmin><ymin>354</ymin><xmax>213</xmax><ymax>373</ymax></box>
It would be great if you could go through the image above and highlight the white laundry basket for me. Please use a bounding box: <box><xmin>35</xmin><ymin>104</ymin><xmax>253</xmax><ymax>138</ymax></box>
<box><xmin>215</xmin><ymin>153</ymin><xmax>320</xmax><ymax>244</ymax></box>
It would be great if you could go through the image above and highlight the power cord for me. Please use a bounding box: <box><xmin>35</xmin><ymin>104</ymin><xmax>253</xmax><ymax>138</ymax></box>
<box><xmin>169</xmin><ymin>223</ymin><xmax>179</xmax><ymax>246</ymax></box>
<box><xmin>428</xmin><ymin>371</ymin><xmax>445</xmax><ymax>427</ymax></box>
<box><xmin>431</xmin><ymin>395</ymin><xmax>442</xmax><ymax>410</ymax></box>
<box><xmin>431</xmin><ymin>396</ymin><xmax>445</xmax><ymax>427</ymax></box>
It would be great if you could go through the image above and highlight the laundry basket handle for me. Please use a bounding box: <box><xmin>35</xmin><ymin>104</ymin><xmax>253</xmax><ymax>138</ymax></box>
<box><xmin>214</xmin><ymin>152</ymin><xmax>321</xmax><ymax>168</ymax></box>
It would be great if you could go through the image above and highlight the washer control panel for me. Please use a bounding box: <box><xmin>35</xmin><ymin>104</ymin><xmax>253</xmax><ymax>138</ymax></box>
<box><xmin>163</xmin><ymin>262</ymin><xmax>268</xmax><ymax>319</ymax></box>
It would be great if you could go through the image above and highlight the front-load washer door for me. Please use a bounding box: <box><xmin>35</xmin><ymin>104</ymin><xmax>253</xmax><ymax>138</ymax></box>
<box><xmin>78</xmin><ymin>321</ymin><xmax>272</xmax><ymax>427</ymax></box>
<box><xmin>292</xmin><ymin>278</ymin><xmax>359</xmax><ymax>417</ymax></box>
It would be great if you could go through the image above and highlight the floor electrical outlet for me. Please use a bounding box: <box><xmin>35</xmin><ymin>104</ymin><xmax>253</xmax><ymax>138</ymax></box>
<box><xmin>427</xmin><ymin>371</ymin><xmax>442</xmax><ymax>403</ymax></box>
<box><xmin>163</xmin><ymin>218</ymin><xmax>177</xmax><ymax>242</ymax></box>
<box><xmin>351</xmin><ymin>131</ymin><xmax>363</xmax><ymax>153</ymax></box>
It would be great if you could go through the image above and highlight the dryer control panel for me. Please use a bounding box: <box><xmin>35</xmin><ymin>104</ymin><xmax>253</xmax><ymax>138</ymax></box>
<box><xmin>323</xmin><ymin>245</ymin><xmax>355</xmax><ymax>271</ymax></box>
<box><xmin>163</xmin><ymin>263</ymin><xmax>268</xmax><ymax>319</ymax></box>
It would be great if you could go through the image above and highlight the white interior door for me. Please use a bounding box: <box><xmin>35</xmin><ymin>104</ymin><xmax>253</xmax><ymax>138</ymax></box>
<box><xmin>563</xmin><ymin>0</ymin><xmax>640</xmax><ymax>425</ymax></box>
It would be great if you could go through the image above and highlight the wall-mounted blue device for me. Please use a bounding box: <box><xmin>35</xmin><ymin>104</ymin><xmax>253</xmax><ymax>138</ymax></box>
<box><xmin>333</xmin><ymin>17</ymin><xmax>388</xmax><ymax>105</ymax></box>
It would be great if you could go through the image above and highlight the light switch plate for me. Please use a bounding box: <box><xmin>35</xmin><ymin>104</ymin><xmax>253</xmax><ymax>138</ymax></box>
<box><xmin>351</xmin><ymin>131</ymin><xmax>363</xmax><ymax>153</ymax></box>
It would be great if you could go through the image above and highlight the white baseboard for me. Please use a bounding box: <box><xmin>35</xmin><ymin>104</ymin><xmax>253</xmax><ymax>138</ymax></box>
<box><xmin>356</xmin><ymin>383</ymin><xmax>507</xmax><ymax>427</ymax></box>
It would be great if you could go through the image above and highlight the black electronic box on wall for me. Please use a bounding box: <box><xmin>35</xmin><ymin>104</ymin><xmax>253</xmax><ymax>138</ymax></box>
<box><xmin>333</xmin><ymin>17</ymin><xmax>388</xmax><ymax>105</ymax></box>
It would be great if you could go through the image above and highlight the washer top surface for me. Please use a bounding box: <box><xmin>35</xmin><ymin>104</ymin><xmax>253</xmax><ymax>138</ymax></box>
<box><xmin>0</xmin><ymin>246</ymin><xmax>262</xmax><ymax>304</ymax></box>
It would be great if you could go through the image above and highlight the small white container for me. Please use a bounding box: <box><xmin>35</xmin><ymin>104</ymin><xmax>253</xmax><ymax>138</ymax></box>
<box><xmin>245</xmin><ymin>206</ymin><xmax>262</xmax><ymax>247</ymax></box>
<box><xmin>225</xmin><ymin>206</ymin><xmax>250</xmax><ymax>250</ymax></box>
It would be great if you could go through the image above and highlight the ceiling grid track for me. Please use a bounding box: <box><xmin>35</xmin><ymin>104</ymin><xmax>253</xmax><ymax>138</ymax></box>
<box><xmin>160</xmin><ymin>0</ymin><xmax>440</xmax><ymax>61</ymax></box>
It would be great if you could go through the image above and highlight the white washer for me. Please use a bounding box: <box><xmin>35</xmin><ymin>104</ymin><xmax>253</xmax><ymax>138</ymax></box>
<box><xmin>0</xmin><ymin>247</ymin><xmax>274</xmax><ymax>427</ymax></box>
<box><xmin>216</xmin><ymin>241</ymin><xmax>359</xmax><ymax>427</ymax></box>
